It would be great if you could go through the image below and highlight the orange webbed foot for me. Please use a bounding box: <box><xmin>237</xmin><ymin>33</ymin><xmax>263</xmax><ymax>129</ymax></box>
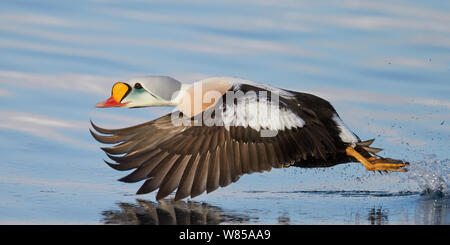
<box><xmin>346</xmin><ymin>147</ymin><xmax>409</xmax><ymax>173</ymax></box>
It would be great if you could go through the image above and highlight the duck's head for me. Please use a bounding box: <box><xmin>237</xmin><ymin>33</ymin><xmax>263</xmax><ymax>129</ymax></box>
<box><xmin>95</xmin><ymin>76</ymin><xmax>182</xmax><ymax>108</ymax></box>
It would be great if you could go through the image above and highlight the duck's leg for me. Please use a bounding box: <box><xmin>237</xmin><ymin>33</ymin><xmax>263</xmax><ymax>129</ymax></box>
<box><xmin>345</xmin><ymin>146</ymin><xmax>409</xmax><ymax>172</ymax></box>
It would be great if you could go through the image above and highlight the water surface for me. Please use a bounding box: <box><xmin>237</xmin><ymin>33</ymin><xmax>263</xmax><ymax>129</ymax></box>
<box><xmin>0</xmin><ymin>0</ymin><xmax>449</xmax><ymax>224</ymax></box>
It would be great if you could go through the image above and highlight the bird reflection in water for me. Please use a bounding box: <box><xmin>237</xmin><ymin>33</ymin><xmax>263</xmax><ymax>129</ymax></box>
<box><xmin>101</xmin><ymin>199</ymin><xmax>256</xmax><ymax>225</ymax></box>
<box><xmin>101</xmin><ymin>195</ymin><xmax>449</xmax><ymax>224</ymax></box>
<box><xmin>367</xmin><ymin>208</ymin><xmax>389</xmax><ymax>225</ymax></box>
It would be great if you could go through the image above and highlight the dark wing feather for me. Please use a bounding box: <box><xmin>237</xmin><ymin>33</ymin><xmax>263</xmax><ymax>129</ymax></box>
<box><xmin>91</xmin><ymin>85</ymin><xmax>343</xmax><ymax>200</ymax></box>
<box><xmin>156</xmin><ymin>155</ymin><xmax>192</xmax><ymax>200</ymax></box>
<box><xmin>175</xmin><ymin>153</ymin><xmax>201</xmax><ymax>200</ymax></box>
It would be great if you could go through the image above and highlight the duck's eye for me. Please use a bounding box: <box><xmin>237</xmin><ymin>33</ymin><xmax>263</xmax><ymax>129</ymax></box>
<box><xmin>134</xmin><ymin>83</ymin><xmax>143</xmax><ymax>89</ymax></box>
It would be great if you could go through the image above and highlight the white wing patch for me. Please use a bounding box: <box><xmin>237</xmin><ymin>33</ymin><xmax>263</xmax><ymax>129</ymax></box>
<box><xmin>232</xmin><ymin>79</ymin><xmax>296</xmax><ymax>99</ymax></box>
<box><xmin>332</xmin><ymin>113</ymin><xmax>358</xmax><ymax>145</ymax></box>
<box><xmin>177</xmin><ymin>77</ymin><xmax>304</xmax><ymax>132</ymax></box>
<box><xmin>221</xmin><ymin>95</ymin><xmax>305</xmax><ymax>132</ymax></box>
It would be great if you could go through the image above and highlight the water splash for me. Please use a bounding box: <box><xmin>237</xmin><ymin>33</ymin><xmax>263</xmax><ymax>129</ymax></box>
<box><xmin>275</xmin><ymin>155</ymin><xmax>450</xmax><ymax>198</ymax></box>
<box><xmin>405</xmin><ymin>158</ymin><xmax>450</xmax><ymax>197</ymax></box>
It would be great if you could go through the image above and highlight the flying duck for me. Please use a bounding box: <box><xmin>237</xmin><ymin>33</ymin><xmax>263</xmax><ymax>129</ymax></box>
<box><xmin>91</xmin><ymin>76</ymin><xmax>408</xmax><ymax>200</ymax></box>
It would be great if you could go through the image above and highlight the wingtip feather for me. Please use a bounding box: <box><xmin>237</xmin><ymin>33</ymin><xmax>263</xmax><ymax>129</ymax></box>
<box><xmin>90</xmin><ymin>120</ymin><xmax>116</xmax><ymax>135</ymax></box>
<box><xmin>104</xmin><ymin>160</ymin><xmax>126</xmax><ymax>171</ymax></box>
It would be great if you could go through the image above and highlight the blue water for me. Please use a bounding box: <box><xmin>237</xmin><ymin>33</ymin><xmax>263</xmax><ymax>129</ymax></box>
<box><xmin>0</xmin><ymin>0</ymin><xmax>449</xmax><ymax>224</ymax></box>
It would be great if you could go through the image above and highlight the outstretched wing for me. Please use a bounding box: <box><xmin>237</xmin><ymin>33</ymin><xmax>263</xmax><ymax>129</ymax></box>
<box><xmin>90</xmin><ymin>85</ymin><xmax>341</xmax><ymax>200</ymax></box>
